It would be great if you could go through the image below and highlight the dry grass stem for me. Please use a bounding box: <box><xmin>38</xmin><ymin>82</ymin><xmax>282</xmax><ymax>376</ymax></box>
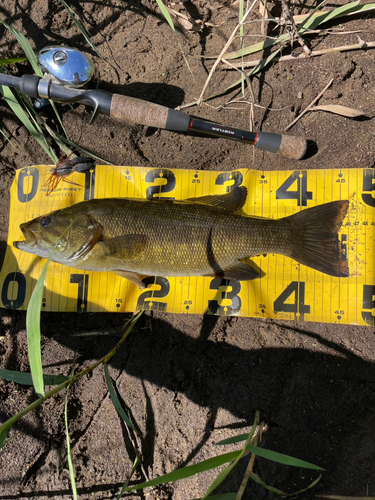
<box><xmin>283</xmin><ymin>77</ymin><xmax>334</xmax><ymax>131</ymax></box>
<box><xmin>280</xmin><ymin>0</ymin><xmax>311</xmax><ymax>55</ymax></box>
<box><xmin>259</xmin><ymin>0</ymin><xmax>274</xmax><ymax>37</ymax></box>
<box><xmin>196</xmin><ymin>0</ymin><xmax>258</xmax><ymax>105</ymax></box>
<box><xmin>223</xmin><ymin>38</ymin><xmax>375</xmax><ymax>69</ymax></box>
<box><xmin>235</xmin><ymin>421</ymin><xmax>266</xmax><ymax>500</ymax></box>
<box><xmin>222</xmin><ymin>57</ymin><xmax>255</xmax><ymax>131</ymax></box>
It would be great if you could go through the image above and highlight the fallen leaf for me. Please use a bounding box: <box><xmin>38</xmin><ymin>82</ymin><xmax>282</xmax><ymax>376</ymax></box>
<box><xmin>310</xmin><ymin>104</ymin><xmax>368</xmax><ymax>118</ymax></box>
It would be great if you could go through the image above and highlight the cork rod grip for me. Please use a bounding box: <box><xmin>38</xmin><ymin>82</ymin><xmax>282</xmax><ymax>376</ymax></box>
<box><xmin>255</xmin><ymin>132</ymin><xmax>307</xmax><ymax>160</ymax></box>
<box><xmin>277</xmin><ymin>134</ymin><xmax>308</xmax><ymax>160</ymax></box>
<box><xmin>109</xmin><ymin>94</ymin><xmax>191</xmax><ymax>131</ymax></box>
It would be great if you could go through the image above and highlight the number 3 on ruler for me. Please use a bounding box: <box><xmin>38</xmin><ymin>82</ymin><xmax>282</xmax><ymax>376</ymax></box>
<box><xmin>207</xmin><ymin>279</ymin><xmax>241</xmax><ymax>315</ymax></box>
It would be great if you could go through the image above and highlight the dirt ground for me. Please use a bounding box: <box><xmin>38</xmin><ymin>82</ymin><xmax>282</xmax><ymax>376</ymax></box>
<box><xmin>1</xmin><ymin>0</ymin><xmax>375</xmax><ymax>499</ymax></box>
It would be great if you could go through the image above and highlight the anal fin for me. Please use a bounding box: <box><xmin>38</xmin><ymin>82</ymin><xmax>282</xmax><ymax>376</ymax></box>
<box><xmin>203</xmin><ymin>261</ymin><xmax>261</xmax><ymax>281</ymax></box>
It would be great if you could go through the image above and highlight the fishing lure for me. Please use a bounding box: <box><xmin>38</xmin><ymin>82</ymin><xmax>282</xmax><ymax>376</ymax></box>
<box><xmin>44</xmin><ymin>153</ymin><xmax>95</xmax><ymax>196</ymax></box>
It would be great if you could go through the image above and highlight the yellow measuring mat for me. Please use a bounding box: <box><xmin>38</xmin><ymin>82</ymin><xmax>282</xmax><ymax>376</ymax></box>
<box><xmin>1</xmin><ymin>165</ymin><xmax>374</xmax><ymax>325</ymax></box>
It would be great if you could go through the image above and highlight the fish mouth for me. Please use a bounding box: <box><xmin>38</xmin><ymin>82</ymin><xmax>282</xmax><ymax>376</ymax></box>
<box><xmin>13</xmin><ymin>224</ymin><xmax>38</xmax><ymax>250</ymax></box>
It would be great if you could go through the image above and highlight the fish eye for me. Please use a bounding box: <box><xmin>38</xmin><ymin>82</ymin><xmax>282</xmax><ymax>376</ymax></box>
<box><xmin>40</xmin><ymin>216</ymin><xmax>51</xmax><ymax>227</ymax></box>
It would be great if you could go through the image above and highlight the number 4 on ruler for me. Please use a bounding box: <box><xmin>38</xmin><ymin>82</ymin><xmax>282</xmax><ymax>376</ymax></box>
<box><xmin>274</xmin><ymin>281</ymin><xmax>311</xmax><ymax>320</ymax></box>
<box><xmin>276</xmin><ymin>171</ymin><xmax>313</xmax><ymax>206</ymax></box>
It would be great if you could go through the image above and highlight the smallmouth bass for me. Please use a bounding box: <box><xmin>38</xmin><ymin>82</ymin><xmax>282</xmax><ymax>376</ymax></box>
<box><xmin>14</xmin><ymin>187</ymin><xmax>349</xmax><ymax>288</ymax></box>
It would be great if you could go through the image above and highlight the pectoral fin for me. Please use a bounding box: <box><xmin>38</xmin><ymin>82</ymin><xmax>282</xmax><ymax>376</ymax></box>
<box><xmin>203</xmin><ymin>260</ymin><xmax>262</xmax><ymax>281</ymax></box>
<box><xmin>188</xmin><ymin>186</ymin><xmax>247</xmax><ymax>213</ymax></box>
<box><xmin>114</xmin><ymin>270</ymin><xmax>146</xmax><ymax>289</ymax></box>
<box><xmin>100</xmin><ymin>234</ymin><xmax>147</xmax><ymax>259</ymax></box>
<box><xmin>98</xmin><ymin>235</ymin><xmax>147</xmax><ymax>288</ymax></box>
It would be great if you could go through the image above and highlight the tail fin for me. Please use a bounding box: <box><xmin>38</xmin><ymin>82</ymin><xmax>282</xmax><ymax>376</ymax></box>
<box><xmin>284</xmin><ymin>200</ymin><xmax>349</xmax><ymax>277</ymax></box>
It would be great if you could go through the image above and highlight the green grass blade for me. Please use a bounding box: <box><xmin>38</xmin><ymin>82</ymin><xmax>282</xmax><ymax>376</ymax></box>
<box><xmin>26</xmin><ymin>253</ymin><xmax>55</xmax><ymax>398</ymax></box>
<box><xmin>0</xmin><ymin>85</ymin><xmax>57</xmax><ymax>162</ymax></box>
<box><xmin>289</xmin><ymin>475</ymin><xmax>322</xmax><ymax>496</ymax></box>
<box><xmin>17</xmin><ymin>91</ymin><xmax>59</xmax><ymax>160</ymax></box>
<box><xmin>202</xmin><ymin>416</ymin><xmax>259</xmax><ymax>499</ymax></box>
<box><xmin>224</xmin><ymin>1</ymin><xmax>375</xmax><ymax>60</ymax></box>
<box><xmin>104</xmin><ymin>363</ymin><xmax>138</xmax><ymax>434</ymax></box>
<box><xmin>297</xmin><ymin>0</ymin><xmax>327</xmax><ymax>29</ymax></box>
<box><xmin>246</xmin><ymin>444</ymin><xmax>323</xmax><ymax>470</ymax></box>
<box><xmin>116</xmin><ymin>457</ymin><xmax>140</xmax><ymax>500</ymax></box>
<box><xmin>50</xmin><ymin>100</ymin><xmax>69</xmax><ymax>139</ymax></box>
<box><xmin>0</xmin><ymin>22</ymin><xmax>69</xmax><ymax>139</ymax></box>
<box><xmin>155</xmin><ymin>0</ymin><xmax>176</xmax><ymax>31</ymax></box>
<box><xmin>249</xmin><ymin>471</ymin><xmax>321</xmax><ymax>496</ymax></box>
<box><xmin>217</xmin><ymin>434</ymin><xmax>322</xmax><ymax>470</ymax></box>
<box><xmin>65</xmin><ymin>383</ymin><xmax>78</xmax><ymax>500</ymax></box>
<box><xmin>308</xmin><ymin>0</ymin><xmax>360</xmax><ymax>26</ymax></box>
<box><xmin>0</xmin><ymin>128</ymin><xmax>16</xmax><ymax>149</ymax></box>
<box><xmin>0</xmin><ymin>427</ymin><xmax>11</xmax><ymax>448</ymax></box>
<box><xmin>216</xmin><ymin>434</ymin><xmax>250</xmax><ymax>445</ymax></box>
<box><xmin>224</xmin><ymin>38</ymin><xmax>279</xmax><ymax>60</ymax></box>
<box><xmin>0</xmin><ymin>369</ymin><xmax>69</xmax><ymax>386</ymax></box>
<box><xmin>202</xmin><ymin>457</ymin><xmax>242</xmax><ymax>499</ymax></box>
<box><xmin>249</xmin><ymin>472</ymin><xmax>287</xmax><ymax>495</ymax></box>
<box><xmin>125</xmin><ymin>450</ymin><xmax>242</xmax><ymax>492</ymax></box>
<box><xmin>0</xmin><ymin>21</ymin><xmax>42</xmax><ymax>76</ymax></box>
<box><xmin>57</xmin><ymin>0</ymin><xmax>104</xmax><ymax>61</ymax></box>
<box><xmin>0</xmin><ymin>57</ymin><xmax>28</xmax><ymax>65</ymax></box>
<box><xmin>247</xmin><ymin>47</ymin><xmax>282</xmax><ymax>76</ymax></box>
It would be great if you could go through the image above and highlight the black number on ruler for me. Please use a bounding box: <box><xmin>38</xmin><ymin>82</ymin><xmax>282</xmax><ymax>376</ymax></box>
<box><xmin>136</xmin><ymin>277</ymin><xmax>170</xmax><ymax>311</ymax></box>
<box><xmin>84</xmin><ymin>166</ymin><xmax>96</xmax><ymax>200</ymax></box>
<box><xmin>362</xmin><ymin>169</ymin><xmax>375</xmax><ymax>207</ymax></box>
<box><xmin>334</xmin><ymin>234</ymin><xmax>347</xmax><ymax>260</ymax></box>
<box><xmin>208</xmin><ymin>279</ymin><xmax>241</xmax><ymax>315</ymax></box>
<box><xmin>17</xmin><ymin>167</ymin><xmax>39</xmax><ymax>203</ymax></box>
<box><xmin>361</xmin><ymin>285</ymin><xmax>375</xmax><ymax>326</ymax></box>
<box><xmin>1</xmin><ymin>272</ymin><xmax>27</xmax><ymax>309</ymax></box>
<box><xmin>340</xmin><ymin>234</ymin><xmax>347</xmax><ymax>258</ymax></box>
<box><xmin>215</xmin><ymin>171</ymin><xmax>243</xmax><ymax>192</ymax></box>
<box><xmin>70</xmin><ymin>274</ymin><xmax>89</xmax><ymax>312</ymax></box>
<box><xmin>274</xmin><ymin>281</ymin><xmax>310</xmax><ymax>320</ymax></box>
<box><xmin>145</xmin><ymin>169</ymin><xmax>176</xmax><ymax>200</ymax></box>
<box><xmin>276</xmin><ymin>171</ymin><xmax>313</xmax><ymax>206</ymax></box>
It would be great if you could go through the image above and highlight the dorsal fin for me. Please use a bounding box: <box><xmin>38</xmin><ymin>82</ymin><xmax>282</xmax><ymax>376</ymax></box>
<box><xmin>187</xmin><ymin>186</ymin><xmax>247</xmax><ymax>213</ymax></box>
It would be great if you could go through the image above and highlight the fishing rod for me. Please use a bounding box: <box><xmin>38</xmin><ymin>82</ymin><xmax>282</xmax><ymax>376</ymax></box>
<box><xmin>1</xmin><ymin>45</ymin><xmax>308</xmax><ymax>160</ymax></box>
